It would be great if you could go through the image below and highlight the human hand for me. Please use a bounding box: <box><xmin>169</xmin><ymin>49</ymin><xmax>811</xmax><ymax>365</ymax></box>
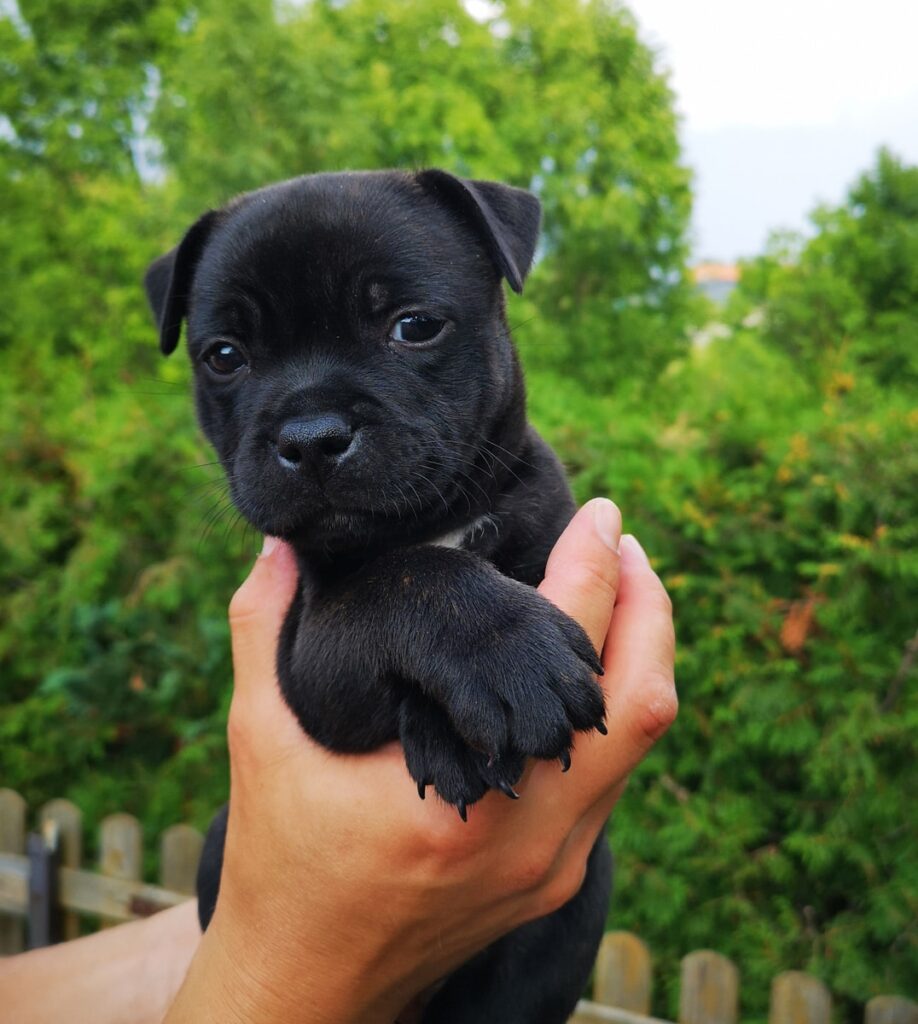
<box><xmin>164</xmin><ymin>499</ymin><xmax>677</xmax><ymax>1024</ymax></box>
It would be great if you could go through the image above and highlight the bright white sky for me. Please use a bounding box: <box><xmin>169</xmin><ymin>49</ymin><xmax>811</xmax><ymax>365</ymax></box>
<box><xmin>625</xmin><ymin>0</ymin><xmax>918</xmax><ymax>259</ymax></box>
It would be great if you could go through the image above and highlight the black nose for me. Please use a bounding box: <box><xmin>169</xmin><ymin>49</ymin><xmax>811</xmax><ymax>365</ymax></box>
<box><xmin>275</xmin><ymin>414</ymin><xmax>355</xmax><ymax>472</ymax></box>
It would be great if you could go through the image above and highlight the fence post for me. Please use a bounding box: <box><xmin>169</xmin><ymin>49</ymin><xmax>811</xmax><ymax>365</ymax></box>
<box><xmin>160</xmin><ymin>825</ymin><xmax>204</xmax><ymax>895</ymax></box>
<box><xmin>26</xmin><ymin>821</ymin><xmax>61</xmax><ymax>949</ymax></box>
<box><xmin>0</xmin><ymin>789</ymin><xmax>26</xmax><ymax>954</ymax></box>
<box><xmin>679</xmin><ymin>950</ymin><xmax>739</xmax><ymax>1024</ymax></box>
<box><xmin>592</xmin><ymin>931</ymin><xmax>653</xmax><ymax>1013</ymax></box>
<box><xmin>866</xmin><ymin>996</ymin><xmax>918</xmax><ymax>1024</ymax></box>
<box><xmin>769</xmin><ymin>972</ymin><xmax>831</xmax><ymax>1024</ymax></box>
<box><xmin>39</xmin><ymin>799</ymin><xmax>82</xmax><ymax>940</ymax></box>
<box><xmin>99</xmin><ymin>813</ymin><xmax>142</xmax><ymax>926</ymax></box>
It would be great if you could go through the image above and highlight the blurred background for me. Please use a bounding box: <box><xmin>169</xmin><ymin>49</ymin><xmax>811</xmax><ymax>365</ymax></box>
<box><xmin>1</xmin><ymin>1</ymin><xmax>915</xmax><ymax>1020</ymax></box>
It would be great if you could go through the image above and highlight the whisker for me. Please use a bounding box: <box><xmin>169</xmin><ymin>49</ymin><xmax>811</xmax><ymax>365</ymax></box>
<box><xmin>176</xmin><ymin>460</ymin><xmax>225</xmax><ymax>473</ymax></box>
<box><xmin>417</xmin><ymin>457</ymin><xmax>492</xmax><ymax>509</ymax></box>
<box><xmin>115</xmin><ymin>389</ymin><xmax>191</xmax><ymax>399</ymax></box>
<box><xmin>401</xmin><ymin>478</ymin><xmax>425</xmax><ymax>522</ymax></box>
<box><xmin>197</xmin><ymin>498</ymin><xmax>236</xmax><ymax>552</ymax></box>
<box><xmin>506</xmin><ymin>314</ymin><xmax>539</xmax><ymax>333</ymax></box>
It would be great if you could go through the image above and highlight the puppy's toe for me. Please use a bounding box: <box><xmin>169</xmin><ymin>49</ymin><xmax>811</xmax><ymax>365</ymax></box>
<box><xmin>549</xmin><ymin>661</ymin><xmax>606</xmax><ymax>734</ymax></box>
<box><xmin>503</xmin><ymin>680</ymin><xmax>573</xmax><ymax>759</ymax></box>
<box><xmin>478</xmin><ymin>748</ymin><xmax>526</xmax><ymax>797</ymax></box>
<box><xmin>399</xmin><ymin>692</ymin><xmax>489</xmax><ymax>812</ymax></box>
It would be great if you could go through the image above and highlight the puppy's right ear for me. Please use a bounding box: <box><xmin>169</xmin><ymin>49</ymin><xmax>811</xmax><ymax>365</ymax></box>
<box><xmin>144</xmin><ymin>210</ymin><xmax>219</xmax><ymax>355</ymax></box>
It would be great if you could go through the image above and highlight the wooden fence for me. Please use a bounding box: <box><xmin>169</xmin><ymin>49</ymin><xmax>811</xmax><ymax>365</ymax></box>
<box><xmin>0</xmin><ymin>788</ymin><xmax>202</xmax><ymax>952</ymax></box>
<box><xmin>571</xmin><ymin>932</ymin><xmax>918</xmax><ymax>1023</ymax></box>
<box><xmin>1</xmin><ymin>789</ymin><xmax>916</xmax><ymax>1024</ymax></box>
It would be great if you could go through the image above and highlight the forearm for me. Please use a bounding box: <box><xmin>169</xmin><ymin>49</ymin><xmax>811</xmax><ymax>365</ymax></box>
<box><xmin>0</xmin><ymin>900</ymin><xmax>200</xmax><ymax>1024</ymax></box>
<box><xmin>163</xmin><ymin>897</ymin><xmax>403</xmax><ymax>1024</ymax></box>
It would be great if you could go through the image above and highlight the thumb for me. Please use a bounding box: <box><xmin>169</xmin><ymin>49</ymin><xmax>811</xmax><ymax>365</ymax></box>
<box><xmin>228</xmin><ymin>536</ymin><xmax>300</xmax><ymax>697</ymax></box>
<box><xmin>538</xmin><ymin>499</ymin><xmax>621</xmax><ymax>656</ymax></box>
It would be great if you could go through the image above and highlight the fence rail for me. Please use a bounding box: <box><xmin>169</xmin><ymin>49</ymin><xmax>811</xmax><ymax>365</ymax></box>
<box><xmin>0</xmin><ymin>788</ymin><xmax>201</xmax><ymax>950</ymax></box>
<box><xmin>1</xmin><ymin>789</ymin><xmax>916</xmax><ymax>1024</ymax></box>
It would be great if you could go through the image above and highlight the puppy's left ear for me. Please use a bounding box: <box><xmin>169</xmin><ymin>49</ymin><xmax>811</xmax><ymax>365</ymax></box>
<box><xmin>416</xmin><ymin>170</ymin><xmax>541</xmax><ymax>293</ymax></box>
<box><xmin>144</xmin><ymin>210</ymin><xmax>219</xmax><ymax>355</ymax></box>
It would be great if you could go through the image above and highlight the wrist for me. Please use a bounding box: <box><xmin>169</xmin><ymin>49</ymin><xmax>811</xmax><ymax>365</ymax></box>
<box><xmin>166</xmin><ymin>894</ymin><xmax>403</xmax><ymax>1024</ymax></box>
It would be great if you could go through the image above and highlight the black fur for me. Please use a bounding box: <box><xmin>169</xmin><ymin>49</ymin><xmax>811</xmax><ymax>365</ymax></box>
<box><xmin>146</xmin><ymin>169</ymin><xmax>611</xmax><ymax>1023</ymax></box>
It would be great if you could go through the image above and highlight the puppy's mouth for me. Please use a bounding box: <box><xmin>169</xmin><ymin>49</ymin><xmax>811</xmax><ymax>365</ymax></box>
<box><xmin>226</xmin><ymin>461</ymin><xmax>472</xmax><ymax>551</ymax></box>
<box><xmin>236</xmin><ymin>492</ymin><xmax>455</xmax><ymax>553</ymax></box>
<box><xmin>227</xmin><ymin>474</ymin><xmax>371</xmax><ymax>540</ymax></box>
<box><xmin>220</xmin><ymin>418</ymin><xmax>503</xmax><ymax>553</ymax></box>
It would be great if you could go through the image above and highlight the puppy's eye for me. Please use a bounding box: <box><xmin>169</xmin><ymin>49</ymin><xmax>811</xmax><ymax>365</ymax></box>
<box><xmin>390</xmin><ymin>314</ymin><xmax>446</xmax><ymax>345</ymax></box>
<box><xmin>204</xmin><ymin>342</ymin><xmax>248</xmax><ymax>376</ymax></box>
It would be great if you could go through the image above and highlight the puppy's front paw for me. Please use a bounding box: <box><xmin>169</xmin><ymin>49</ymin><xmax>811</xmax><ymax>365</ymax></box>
<box><xmin>399</xmin><ymin>692</ymin><xmax>525</xmax><ymax>819</ymax></box>
<box><xmin>407</xmin><ymin>583</ymin><xmax>606</xmax><ymax>811</ymax></box>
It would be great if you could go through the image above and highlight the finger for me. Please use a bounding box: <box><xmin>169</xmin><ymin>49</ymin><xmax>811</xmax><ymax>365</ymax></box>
<box><xmin>538</xmin><ymin>498</ymin><xmax>622</xmax><ymax>654</ymax></box>
<box><xmin>530</xmin><ymin>534</ymin><xmax>676</xmax><ymax>808</ymax></box>
<box><xmin>603</xmin><ymin>534</ymin><xmax>677</xmax><ymax>757</ymax></box>
<box><xmin>229</xmin><ymin>536</ymin><xmax>299</xmax><ymax>699</ymax></box>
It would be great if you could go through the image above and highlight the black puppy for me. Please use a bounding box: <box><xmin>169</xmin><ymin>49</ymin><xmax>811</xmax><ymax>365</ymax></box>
<box><xmin>145</xmin><ymin>169</ymin><xmax>612</xmax><ymax>1023</ymax></box>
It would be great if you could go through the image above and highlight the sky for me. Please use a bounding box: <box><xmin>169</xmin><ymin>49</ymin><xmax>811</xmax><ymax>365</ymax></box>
<box><xmin>625</xmin><ymin>0</ymin><xmax>918</xmax><ymax>261</ymax></box>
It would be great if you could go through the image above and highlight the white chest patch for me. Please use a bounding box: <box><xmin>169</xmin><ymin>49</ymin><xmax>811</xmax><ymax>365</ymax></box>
<box><xmin>428</xmin><ymin>515</ymin><xmax>494</xmax><ymax>550</ymax></box>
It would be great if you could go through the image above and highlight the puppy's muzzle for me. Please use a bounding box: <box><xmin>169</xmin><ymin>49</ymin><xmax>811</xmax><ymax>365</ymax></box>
<box><xmin>275</xmin><ymin>413</ymin><xmax>355</xmax><ymax>478</ymax></box>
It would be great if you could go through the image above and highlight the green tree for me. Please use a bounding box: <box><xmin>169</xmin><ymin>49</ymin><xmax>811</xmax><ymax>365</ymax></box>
<box><xmin>732</xmin><ymin>149</ymin><xmax>918</xmax><ymax>389</ymax></box>
<box><xmin>0</xmin><ymin>0</ymin><xmax>695</xmax><ymax>856</ymax></box>
<box><xmin>1</xmin><ymin>0</ymin><xmax>241</xmax><ymax>839</ymax></box>
<box><xmin>152</xmin><ymin>0</ymin><xmax>697</xmax><ymax>386</ymax></box>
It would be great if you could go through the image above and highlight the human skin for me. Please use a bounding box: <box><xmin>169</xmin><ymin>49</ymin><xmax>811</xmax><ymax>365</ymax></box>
<box><xmin>0</xmin><ymin>901</ymin><xmax>200</xmax><ymax>1024</ymax></box>
<box><xmin>0</xmin><ymin>499</ymin><xmax>677</xmax><ymax>1024</ymax></box>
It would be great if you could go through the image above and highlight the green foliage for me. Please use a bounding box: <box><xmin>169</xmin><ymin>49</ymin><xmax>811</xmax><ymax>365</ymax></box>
<box><xmin>0</xmin><ymin>165</ymin><xmax>244</xmax><ymax>831</ymax></box>
<box><xmin>152</xmin><ymin>0</ymin><xmax>697</xmax><ymax>386</ymax></box>
<box><xmin>1</xmin><ymin>0</ymin><xmax>185</xmax><ymax>177</ymax></box>
<box><xmin>531</xmin><ymin>333</ymin><xmax>918</xmax><ymax>1021</ymax></box>
<box><xmin>1</xmin><ymin>1</ymin><xmax>916</xmax><ymax>1021</ymax></box>
<box><xmin>731</xmin><ymin>149</ymin><xmax>918</xmax><ymax>388</ymax></box>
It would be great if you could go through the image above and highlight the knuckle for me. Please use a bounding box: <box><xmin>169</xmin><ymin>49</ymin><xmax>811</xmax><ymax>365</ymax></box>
<box><xmin>508</xmin><ymin>844</ymin><xmax>557</xmax><ymax>896</ymax></box>
<box><xmin>226</xmin><ymin>697</ymin><xmax>270</xmax><ymax>775</ymax></box>
<box><xmin>633</xmin><ymin>671</ymin><xmax>679</xmax><ymax>744</ymax></box>
<box><xmin>535</xmin><ymin>859</ymin><xmax>587</xmax><ymax>917</ymax></box>
<box><xmin>226</xmin><ymin>700</ymin><xmax>251</xmax><ymax>758</ymax></box>
<box><xmin>228</xmin><ymin>582</ymin><xmax>259</xmax><ymax>627</ymax></box>
<box><xmin>420</xmin><ymin>813</ymin><xmax>482</xmax><ymax>868</ymax></box>
<box><xmin>566</xmin><ymin>556</ymin><xmax>620</xmax><ymax>606</ymax></box>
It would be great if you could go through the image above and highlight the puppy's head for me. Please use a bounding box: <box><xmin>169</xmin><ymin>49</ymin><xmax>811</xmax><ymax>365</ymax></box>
<box><xmin>145</xmin><ymin>170</ymin><xmax>540</xmax><ymax>553</ymax></box>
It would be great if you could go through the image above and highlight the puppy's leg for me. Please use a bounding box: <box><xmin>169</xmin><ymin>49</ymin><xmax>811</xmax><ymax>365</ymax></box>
<box><xmin>282</xmin><ymin>545</ymin><xmax>606</xmax><ymax>813</ymax></box>
<box><xmin>196</xmin><ymin>803</ymin><xmax>228</xmax><ymax>930</ymax></box>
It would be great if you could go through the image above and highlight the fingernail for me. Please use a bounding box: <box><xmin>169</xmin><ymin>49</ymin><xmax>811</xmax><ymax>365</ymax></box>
<box><xmin>621</xmin><ymin>534</ymin><xmax>650</xmax><ymax>566</ymax></box>
<box><xmin>592</xmin><ymin>498</ymin><xmax>622</xmax><ymax>551</ymax></box>
<box><xmin>260</xmin><ymin>535</ymin><xmax>280</xmax><ymax>557</ymax></box>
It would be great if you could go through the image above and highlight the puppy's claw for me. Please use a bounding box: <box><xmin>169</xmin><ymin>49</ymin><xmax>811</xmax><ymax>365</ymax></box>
<box><xmin>559</xmin><ymin>749</ymin><xmax>571</xmax><ymax>773</ymax></box>
<box><xmin>456</xmin><ymin>799</ymin><xmax>468</xmax><ymax>823</ymax></box>
<box><xmin>497</xmin><ymin>779</ymin><xmax>520</xmax><ymax>800</ymax></box>
<box><xmin>417</xmin><ymin>781</ymin><xmax>427</xmax><ymax>800</ymax></box>
<box><xmin>596</xmin><ymin>719</ymin><xmax>608</xmax><ymax>736</ymax></box>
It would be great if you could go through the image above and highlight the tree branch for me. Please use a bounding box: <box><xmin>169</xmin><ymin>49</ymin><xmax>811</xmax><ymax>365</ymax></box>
<box><xmin>880</xmin><ymin>627</ymin><xmax>918</xmax><ymax>713</ymax></box>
